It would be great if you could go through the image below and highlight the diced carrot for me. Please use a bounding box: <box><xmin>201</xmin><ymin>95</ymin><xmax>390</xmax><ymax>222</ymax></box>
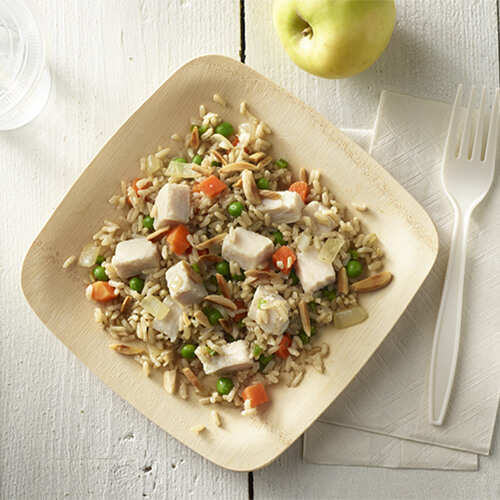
<box><xmin>232</xmin><ymin>137</ymin><xmax>239</xmax><ymax>147</ymax></box>
<box><xmin>127</xmin><ymin>177</ymin><xmax>150</xmax><ymax>205</ymax></box>
<box><xmin>89</xmin><ymin>281</ymin><xmax>116</xmax><ymax>302</ymax></box>
<box><xmin>241</xmin><ymin>383</ymin><xmax>269</xmax><ymax>408</ymax></box>
<box><xmin>288</xmin><ymin>181</ymin><xmax>309</xmax><ymax>203</ymax></box>
<box><xmin>276</xmin><ymin>334</ymin><xmax>291</xmax><ymax>359</ymax></box>
<box><xmin>195</xmin><ymin>175</ymin><xmax>227</xmax><ymax>198</ymax></box>
<box><xmin>272</xmin><ymin>245</ymin><xmax>296</xmax><ymax>274</ymax></box>
<box><xmin>233</xmin><ymin>300</ymin><xmax>247</xmax><ymax>323</ymax></box>
<box><xmin>167</xmin><ymin>224</ymin><xmax>191</xmax><ymax>255</ymax></box>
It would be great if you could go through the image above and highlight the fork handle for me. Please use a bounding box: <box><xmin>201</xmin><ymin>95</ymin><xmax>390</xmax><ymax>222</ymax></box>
<box><xmin>429</xmin><ymin>209</ymin><xmax>470</xmax><ymax>426</ymax></box>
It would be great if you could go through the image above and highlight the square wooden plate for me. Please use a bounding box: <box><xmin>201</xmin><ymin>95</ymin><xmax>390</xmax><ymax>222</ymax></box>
<box><xmin>21</xmin><ymin>55</ymin><xmax>438</xmax><ymax>471</ymax></box>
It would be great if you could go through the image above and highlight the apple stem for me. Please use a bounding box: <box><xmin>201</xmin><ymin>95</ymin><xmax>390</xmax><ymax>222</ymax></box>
<box><xmin>302</xmin><ymin>26</ymin><xmax>313</xmax><ymax>38</ymax></box>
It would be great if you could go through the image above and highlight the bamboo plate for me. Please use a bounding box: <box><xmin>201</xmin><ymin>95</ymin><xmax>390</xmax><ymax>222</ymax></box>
<box><xmin>21</xmin><ymin>55</ymin><xmax>438</xmax><ymax>471</ymax></box>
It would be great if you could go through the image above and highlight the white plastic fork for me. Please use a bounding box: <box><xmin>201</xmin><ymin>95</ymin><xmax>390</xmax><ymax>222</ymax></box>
<box><xmin>428</xmin><ymin>85</ymin><xmax>499</xmax><ymax>426</ymax></box>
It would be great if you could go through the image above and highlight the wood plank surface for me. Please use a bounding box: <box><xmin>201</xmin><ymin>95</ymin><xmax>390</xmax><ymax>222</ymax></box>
<box><xmin>1</xmin><ymin>1</ymin><xmax>247</xmax><ymax>499</ymax></box>
<box><xmin>1</xmin><ymin>0</ymin><xmax>500</xmax><ymax>498</ymax></box>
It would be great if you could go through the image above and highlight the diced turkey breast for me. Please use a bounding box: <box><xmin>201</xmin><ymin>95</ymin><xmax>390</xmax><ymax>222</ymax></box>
<box><xmin>165</xmin><ymin>261</ymin><xmax>207</xmax><ymax>306</ymax></box>
<box><xmin>151</xmin><ymin>296</ymin><xmax>183</xmax><ymax>343</ymax></box>
<box><xmin>111</xmin><ymin>237</ymin><xmax>160</xmax><ymax>279</ymax></box>
<box><xmin>195</xmin><ymin>340</ymin><xmax>254</xmax><ymax>375</ymax></box>
<box><xmin>295</xmin><ymin>246</ymin><xmax>336</xmax><ymax>294</ymax></box>
<box><xmin>154</xmin><ymin>183</ymin><xmax>191</xmax><ymax>229</ymax></box>
<box><xmin>303</xmin><ymin>201</ymin><xmax>338</xmax><ymax>233</ymax></box>
<box><xmin>221</xmin><ymin>227</ymin><xmax>274</xmax><ymax>270</ymax></box>
<box><xmin>247</xmin><ymin>285</ymin><xmax>290</xmax><ymax>336</ymax></box>
<box><xmin>258</xmin><ymin>191</ymin><xmax>304</xmax><ymax>224</ymax></box>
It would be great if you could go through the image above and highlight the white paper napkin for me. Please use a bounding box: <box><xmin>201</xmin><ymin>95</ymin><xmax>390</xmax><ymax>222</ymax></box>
<box><xmin>304</xmin><ymin>92</ymin><xmax>499</xmax><ymax>469</ymax></box>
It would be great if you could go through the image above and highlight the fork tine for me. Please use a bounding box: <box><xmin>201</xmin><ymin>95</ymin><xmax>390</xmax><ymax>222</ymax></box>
<box><xmin>471</xmin><ymin>88</ymin><xmax>487</xmax><ymax>161</ymax></box>
<box><xmin>444</xmin><ymin>85</ymin><xmax>463</xmax><ymax>160</ymax></box>
<box><xmin>484</xmin><ymin>88</ymin><xmax>500</xmax><ymax>164</ymax></box>
<box><xmin>458</xmin><ymin>85</ymin><xmax>476</xmax><ymax>159</ymax></box>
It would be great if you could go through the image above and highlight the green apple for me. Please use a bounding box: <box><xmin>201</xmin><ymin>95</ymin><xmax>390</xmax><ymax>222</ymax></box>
<box><xmin>272</xmin><ymin>0</ymin><xmax>396</xmax><ymax>79</ymax></box>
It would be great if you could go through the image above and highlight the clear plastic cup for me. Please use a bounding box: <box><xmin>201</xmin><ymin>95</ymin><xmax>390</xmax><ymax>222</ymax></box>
<box><xmin>0</xmin><ymin>0</ymin><xmax>50</xmax><ymax>130</ymax></box>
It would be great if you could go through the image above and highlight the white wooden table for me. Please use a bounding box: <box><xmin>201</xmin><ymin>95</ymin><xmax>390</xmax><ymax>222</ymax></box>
<box><xmin>2</xmin><ymin>1</ymin><xmax>499</xmax><ymax>498</ymax></box>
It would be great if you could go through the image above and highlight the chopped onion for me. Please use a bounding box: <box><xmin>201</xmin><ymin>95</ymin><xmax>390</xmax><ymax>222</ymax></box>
<box><xmin>78</xmin><ymin>242</ymin><xmax>100</xmax><ymax>268</ymax></box>
<box><xmin>318</xmin><ymin>237</ymin><xmax>344</xmax><ymax>264</ymax></box>
<box><xmin>165</xmin><ymin>161</ymin><xmax>201</xmax><ymax>179</ymax></box>
<box><xmin>297</xmin><ymin>233</ymin><xmax>311</xmax><ymax>252</ymax></box>
<box><xmin>209</xmin><ymin>133</ymin><xmax>233</xmax><ymax>150</ymax></box>
<box><xmin>146</xmin><ymin>154</ymin><xmax>162</xmax><ymax>176</ymax></box>
<box><xmin>141</xmin><ymin>296</ymin><xmax>170</xmax><ymax>320</ymax></box>
<box><xmin>333</xmin><ymin>306</ymin><xmax>368</xmax><ymax>329</ymax></box>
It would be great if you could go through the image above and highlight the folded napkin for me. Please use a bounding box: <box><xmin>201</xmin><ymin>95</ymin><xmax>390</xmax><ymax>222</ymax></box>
<box><xmin>304</xmin><ymin>92</ymin><xmax>500</xmax><ymax>469</ymax></box>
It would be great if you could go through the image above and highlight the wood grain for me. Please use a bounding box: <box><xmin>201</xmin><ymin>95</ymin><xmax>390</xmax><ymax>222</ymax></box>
<box><xmin>1</xmin><ymin>0</ymin><xmax>500</xmax><ymax>497</ymax></box>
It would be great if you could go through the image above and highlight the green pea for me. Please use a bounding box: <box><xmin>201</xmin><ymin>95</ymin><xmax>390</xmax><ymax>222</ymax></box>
<box><xmin>322</xmin><ymin>287</ymin><xmax>336</xmax><ymax>301</ymax></box>
<box><xmin>227</xmin><ymin>201</ymin><xmax>244</xmax><ymax>217</ymax></box>
<box><xmin>95</xmin><ymin>255</ymin><xmax>105</xmax><ymax>265</ymax></box>
<box><xmin>346</xmin><ymin>260</ymin><xmax>363</xmax><ymax>278</ymax></box>
<box><xmin>276</xmin><ymin>158</ymin><xmax>289</xmax><ymax>169</ymax></box>
<box><xmin>231</xmin><ymin>273</ymin><xmax>245</xmax><ymax>281</ymax></box>
<box><xmin>253</xmin><ymin>345</ymin><xmax>263</xmax><ymax>358</ymax></box>
<box><xmin>192</xmin><ymin>155</ymin><xmax>203</xmax><ymax>165</ymax></box>
<box><xmin>191</xmin><ymin>262</ymin><xmax>200</xmax><ymax>273</ymax></box>
<box><xmin>142</xmin><ymin>216</ymin><xmax>154</xmax><ymax>230</ymax></box>
<box><xmin>172</xmin><ymin>157</ymin><xmax>186</xmax><ymax>163</ymax></box>
<box><xmin>215</xmin><ymin>261</ymin><xmax>230</xmax><ymax>277</ymax></box>
<box><xmin>208</xmin><ymin>309</ymin><xmax>223</xmax><ymax>325</ymax></box>
<box><xmin>181</xmin><ymin>344</ymin><xmax>197</xmax><ymax>359</ymax></box>
<box><xmin>272</xmin><ymin>230</ymin><xmax>286</xmax><ymax>246</ymax></box>
<box><xmin>216</xmin><ymin>377</ymin><xmax>234</xmax><ymax>395</ymax></box>
<box><xmin>308</xmin><ymin>301</ymin><xmax>317</xmax><ymax>313</ymax></box>
<box><xmin>199</xmin><ymin>125</ymin><xmax>208</xmax><ymax>135</ymax></box>
<box><xmin>288</xmin><ymin>268</ymin><xmax>299</xmax><ymax>285</ymax></box>
<box><xmin>92</xmin><ymin>266</ymin><xmax>108</xmax><ymax>282</ymax></box>
<box><xmin>298</xmin><ymin>330</ymin><xmax>310</xmax><ymax>345</ymax></box>
<box><xmin>259</xmin><ymin>354</ymin><xmax>274</xmax><ymax>369</ymax></box>
<box><xmin>215</xmin><ymin>121</ymin><xmax>234</xmax><ymax>137</ymax></box>
<box><xmin>256</xmin><ymin>177</ymin><xmax>270</xmax><ymax>189</ymax></box>
<box><xmin>211</xmin><ymin>160</ymin><xmax>222</xmax><ymax>167</ymax></box>
<box><xmin>129</xmin><ymin>277</ymin><xmax>144</xmax><ymax>293</ymax></box>
<box><xmin>349</xmin><ymin>249</ymin><xmax>359</xmax><ymax>260</ymax></box>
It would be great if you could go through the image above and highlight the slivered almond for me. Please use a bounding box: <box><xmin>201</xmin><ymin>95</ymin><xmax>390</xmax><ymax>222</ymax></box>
<box><xmin>351</xmin><ymin>271</ymin><xmax>392</xmax><ymax>292</ymax></box>
<box><xmin>299</xmin><ymin>167</ymin><xmax>308</xmax><ymax>183</ymax></box>
<box><xmin>163</xmin><ymin>369</ymin><xmax>177</xmax><ymax>394</ymax></box>
<box><xmin>298</xmin><ymin>300</ymin><xmax>311</xmax><ymax>336</ymax></box>
<box><xmin>120</xmin><ymin>295</ymin><xmax>133</xmax><ymax>313</ymax></box>
<box><xmin>220</xmin><ymin>318</ymin><xmax>232</xmax><ymax>334</ymax></box>
<box><xmin>216</xmin><ymin>273</ymin><xmax>231</xmax><ymax>299</ymax></box>
<box><xmin>259</xmin><ymin>190</ymin><xmax>281</xmax><ymax>199</ymax></box>
<box><xmin>182</xmin><ymin>367</ymin><xmax>203</xmax><ymax>392</ymax></box>
<box><xmin>257</xmin><ymin>155</ymin><xmax>273</xmax><ymax>169</ymax></box>
<box><xmin>110</xmin><ymin>344</ymin><xmax>144</xmax><ymax>355</ymax></box>
<box><xmin>190</xmin><ymin>125</ymin><xmax>200</xmax><ymax>149</ymax></box>
<box><xmin>244</xmin><ymin>269</ymin><xmax>281</xmax><ymax>280</ymax></box>
<box><xmin>196</xmin><ymin>232</ymin><xmax>227</xmax><ymax>250</ymax></box>
<box><xmin>211</xmin><ymin>150</ymin><xmax>227</xmax><ymax>165</ymax></box>
<box><xmin>147</xmin><ymin>226</ymin><xmax>170</xmax><ymax>243</ymax></box>
<box><xmin>248</xmin><ymin>151</ymin><xmax>266</xmax><ymax>163</ymax></box>
<box><xmin>198</xmin><ymin>253</ymin><xmax>224</xmax><ymax>263</ymax></box>
<box><xmin>194</xmin><ymin>310</ymin><xmax>211</xmax><ymax>327</ymax></box>
<box><xmin>337</xmin><ymin>267</ymin><xmax>349</xmax><ymax>295</ymax></box>
<box><xmin>242</xmin><ymin>169</ymin><xmax>261</xmax><ymax>205</ymax></box>
<box><xmin>181</xmin><ymin>260</ymin><xmax>203</xmax><ymax>283</ymax></box>
<box><xmin>191</xmin><ymin>164</ymin><xmax>213</xmax><ymax>176</ymax></box>
<box><xmin>204</xmin><ymin>295</ymin><xmax>237</xmax><ymax>310</ymax></box>
<box><xmin>220</xmin><ymin>161</ymin><xmax>259</xmax><ymax>174</ymax></box>
<box><xmin>232</xmin><ymin>177</ymin><xmax>243</xmax><ymax>188</ymax></box>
